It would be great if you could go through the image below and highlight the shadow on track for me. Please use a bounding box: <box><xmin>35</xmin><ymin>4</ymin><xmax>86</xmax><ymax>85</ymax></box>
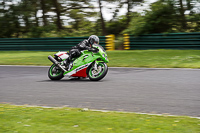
<box><xmin>38</xmin><ymin>77</ymin><xmax>105</xmax><ymax>82</ymax></box>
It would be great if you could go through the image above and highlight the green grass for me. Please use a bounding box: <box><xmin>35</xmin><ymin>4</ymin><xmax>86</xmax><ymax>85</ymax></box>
<box><xmin>108</xmin><ymin>50</ymin><xmax>200</xmax><ymax>68</ymax></box>
<box><xmin>0</xmin><ymin>50</ymin><xmax>200</xmax><ymax>68</ymax></box>
<box><xmin>0</xmin><ymin>51</ymin><xmax>52</xmax><ymax>66</ymax></box>
<box><xmin>0</xmin><ymin>104</ymin><xmax>199</xmax><ymax>133</ymax></box>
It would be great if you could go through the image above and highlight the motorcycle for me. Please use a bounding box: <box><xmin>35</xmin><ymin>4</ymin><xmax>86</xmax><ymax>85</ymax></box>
<box><xmin>47</xmin><ymin>44</ymin><xmax>109</xmax><ymax>81</ymax></box>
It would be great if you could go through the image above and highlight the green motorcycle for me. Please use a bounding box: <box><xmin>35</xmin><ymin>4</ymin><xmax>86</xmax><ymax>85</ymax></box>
<box><xmin>48</xmin><ymin>44</ymin><xmax>109</xmax><ymax>81</ymax></box>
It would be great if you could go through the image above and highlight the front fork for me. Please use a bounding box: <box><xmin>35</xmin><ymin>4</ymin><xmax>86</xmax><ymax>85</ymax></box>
<box><xmin>94</xmin><ymin>60</ymin><xmax>104</xmax><ymax>70</ymax></box>
<box><xmin>94</xmin><ymin>61</ymin><xmax>98</xmax><ymax>70</ymax></box>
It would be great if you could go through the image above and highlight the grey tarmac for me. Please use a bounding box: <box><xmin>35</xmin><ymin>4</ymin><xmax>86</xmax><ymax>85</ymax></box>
<box><xmin>0</xmin><ymin>65</ymin><xmax>199</xmax><ymax>117</ymax></box>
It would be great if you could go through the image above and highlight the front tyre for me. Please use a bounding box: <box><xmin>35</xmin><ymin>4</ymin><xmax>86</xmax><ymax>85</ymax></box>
<box><xmin>48</xmin><ymin>64</ymin><xmax>64</xmax><ymax>80</ymax></box>
<box><xmin>88</xmin><ymin>62</ymin><xmax>108</xmax><ymax>81</ymax></box>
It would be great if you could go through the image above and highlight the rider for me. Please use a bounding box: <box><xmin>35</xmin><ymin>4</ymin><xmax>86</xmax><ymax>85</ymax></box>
<box><xmin>64</xmin><ymin>35</ymin><xmax>99</xmax><ymax>68</ymax></box>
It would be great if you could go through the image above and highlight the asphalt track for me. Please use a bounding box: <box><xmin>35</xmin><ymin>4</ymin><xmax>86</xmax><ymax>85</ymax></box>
<box><xmin>0</xmin><ymin>65</ymin><xmax>200</xmax><ymax>117</ymax></box>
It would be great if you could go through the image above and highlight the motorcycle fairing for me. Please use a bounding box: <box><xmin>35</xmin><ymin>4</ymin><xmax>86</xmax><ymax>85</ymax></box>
<box><xmin>64</xmin><ymin>62</ymin><xmax>92</xmax><ymax>77</ymax></box>
<box><xmin>63</xmin><ymin>51</ymin><xmax>95</xmax><ymax>77</ymax></box>
<box><xmin>71</xmin><ymin>66</ymin><xmax>88</xmax><ymax>78</ymax></box>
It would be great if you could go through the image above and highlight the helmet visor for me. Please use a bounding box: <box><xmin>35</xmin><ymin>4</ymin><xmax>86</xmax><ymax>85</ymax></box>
<box><xmin>93</xmin><ymin>41</ymin><xmax>99</xmax><ymax>45</ymax></box>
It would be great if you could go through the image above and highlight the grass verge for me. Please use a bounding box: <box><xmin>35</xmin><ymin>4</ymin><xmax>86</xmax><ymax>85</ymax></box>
<box><xmin>0</xmin><ymin>50</ymin><xmax>200</xmax><ymax>68</ymax></box>
<box><xmin>108</xmin><ymin>50</ymin><xmax>200</xmax><ymax>68</ymax></box>
<box><xmin>0</xmin><ymin>104</ymin><xmax>199</xmax><ymax>133</ymax></box>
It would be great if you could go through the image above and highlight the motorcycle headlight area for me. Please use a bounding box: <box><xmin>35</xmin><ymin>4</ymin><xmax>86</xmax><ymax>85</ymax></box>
<box><xmin>105</xmin><ymin>56</ymin><xmax>108</xmax><ymax>60</ymax></box>
<box><xmin>102</xmin><ymin>53</ymin><xmax>108</xmax><ymax>60</ymax></box>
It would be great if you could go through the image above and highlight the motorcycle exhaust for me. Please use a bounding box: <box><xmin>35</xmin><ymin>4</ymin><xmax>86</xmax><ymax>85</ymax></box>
<box><xmin>48</xmin><ymin>55</ymin><xmax>67</xmax><ymax>72</ymax></box>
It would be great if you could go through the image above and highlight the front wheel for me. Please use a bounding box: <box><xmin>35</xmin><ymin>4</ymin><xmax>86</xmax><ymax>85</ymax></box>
<box><xmin>48</xmin><ymin>64</ymin><xmax>64</xmax><ymax>80</ymax></box>
<box><xmin>88</xmin><ymin>62</ymin><xmax>108</xmax><ymax>81</ymax></box>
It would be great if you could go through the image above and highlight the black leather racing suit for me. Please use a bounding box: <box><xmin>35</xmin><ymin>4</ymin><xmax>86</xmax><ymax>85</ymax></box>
<box><xmin>68</xmin><ymin>39</ymin><xmax>90</xmax><ymax>60</ymax></box>
<box><xmin>68</xmin><ymin>39</ymin><xmax>98</xmax><ymax>61</ymax></box>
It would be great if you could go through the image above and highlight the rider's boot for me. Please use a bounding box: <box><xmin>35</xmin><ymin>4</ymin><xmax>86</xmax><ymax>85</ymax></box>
<box><xmin>64</xmin><ymin>54</ymin><xmax>73</xmax><ymax>70</ymax></box>
<box><xmin>64</xmin><ymin>58</ymin><xmax>70</xmax><ymax>69</ymax></box>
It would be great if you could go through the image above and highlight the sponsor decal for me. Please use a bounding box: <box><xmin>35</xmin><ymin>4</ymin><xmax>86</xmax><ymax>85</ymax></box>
<box><xmin>65</xmin><ymin>63</ymin><xmax>92</xmax><ymax>77</ymax></box>
<box><xmin>75</xmin><ymin>64</ymin><xmax>89</xmax><ymax>72</ymax></box>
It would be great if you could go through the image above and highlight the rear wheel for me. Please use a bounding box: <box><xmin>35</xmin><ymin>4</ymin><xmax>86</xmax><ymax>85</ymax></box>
<box><xmin>48</xmin><ymin>64</ymin><xmax>64</xmax><ymax>80</ymax></box>
<box><xmin>88</xmin><ymin>62</ymin><xmax>108</xmax><ymax>81</ymax></box>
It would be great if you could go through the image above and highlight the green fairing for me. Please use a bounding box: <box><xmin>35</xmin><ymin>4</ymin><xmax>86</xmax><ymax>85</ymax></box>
<box><xmin>63</xmin><ymin>44</ymin><xmax>109</xmax><ymax>76</ymax></box>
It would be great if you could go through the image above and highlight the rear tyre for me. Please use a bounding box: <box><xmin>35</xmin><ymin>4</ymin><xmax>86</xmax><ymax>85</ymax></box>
<box><xmin>48</xmin><ymin>64</ymin><xmax>64</xmax><ymax>80</ymax></box>
<box><xmin>88</xmin><ymin>62</ymin><xmax>108</xmax><ymax>81</ymax></box>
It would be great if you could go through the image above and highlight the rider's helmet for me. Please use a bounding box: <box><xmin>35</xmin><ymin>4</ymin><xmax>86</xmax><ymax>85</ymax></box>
<box><xmin>88</xmin><ymin>35</ymin><xmax>99</xmax><ymax>45</ymax></box>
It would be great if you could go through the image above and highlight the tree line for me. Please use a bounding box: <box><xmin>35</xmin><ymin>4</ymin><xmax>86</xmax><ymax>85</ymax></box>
<box><xmin>0</xmin><ymin>0</ymin><xmax>199</xmax><ymax>38</ymax></box>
